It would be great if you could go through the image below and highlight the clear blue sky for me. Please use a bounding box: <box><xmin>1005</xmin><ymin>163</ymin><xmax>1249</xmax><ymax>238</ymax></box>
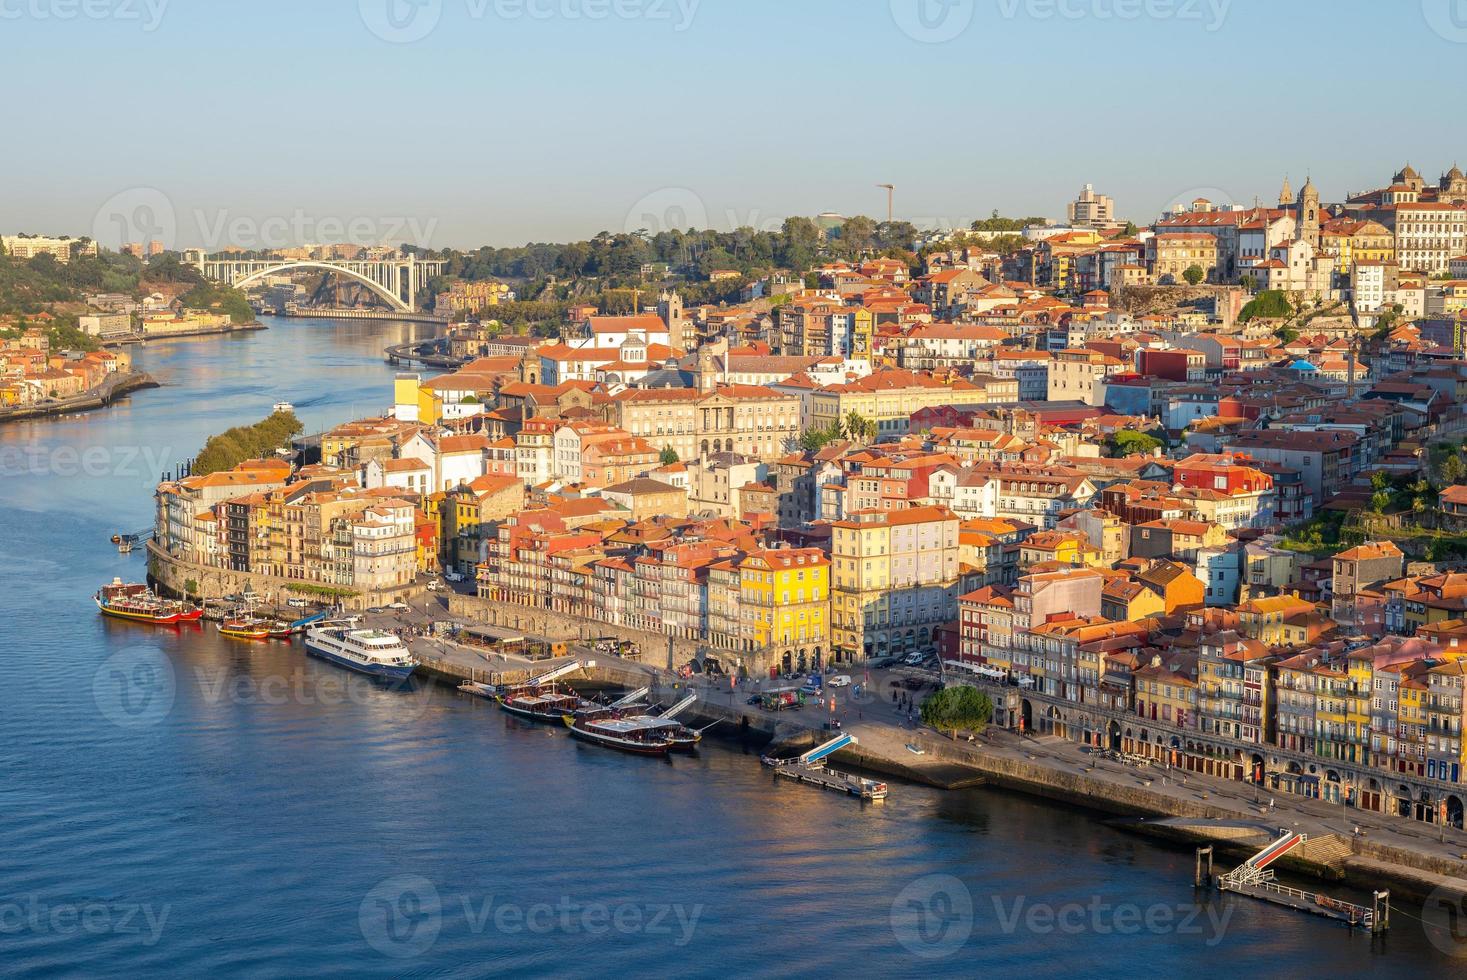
<box><xmin>9</xmin><ymin>0</ymin><xmax>1466</xmax><ymax>249</ymax></box>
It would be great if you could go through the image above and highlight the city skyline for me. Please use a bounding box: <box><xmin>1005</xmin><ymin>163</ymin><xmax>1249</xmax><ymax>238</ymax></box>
<box><xmin>9</xmin><ymin>0</ymin><xmax>1467</xmax><ymax>248</ymax></box>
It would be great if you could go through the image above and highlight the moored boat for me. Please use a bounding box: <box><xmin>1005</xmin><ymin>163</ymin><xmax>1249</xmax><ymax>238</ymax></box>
<box><xmin>218</xmin><ymin>617</ymin><xmax>272</xmax><ymax>640</ymax></box>
<box><xmin>497</xmin><ymin>688</ymin><xmax>585</xmax><ymax>723</ymax></box>
<box><xmin>563</xmin><ymin>713</ymin><xmax>675</xmax><ymax>755</ymax></box>
<box><xmin>95</xmin><ymin>578</ymin><xmax>203</xmax><ymax>626</ymax></box>
<box><xmin>303</xmin><ymin>624</ymin><xmax>417</xmax><ymax>680</ymax></box>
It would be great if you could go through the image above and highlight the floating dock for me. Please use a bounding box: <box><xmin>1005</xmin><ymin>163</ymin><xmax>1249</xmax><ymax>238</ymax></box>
<box><xmin>1197</xmin><ymin>835</ymin><xmax>1390</xmax><ymax>933</ymax></box>
<box><xmin>764</xmin><ymin>733</ymin><xmax>889</xmax><ymax>801</ymax></box>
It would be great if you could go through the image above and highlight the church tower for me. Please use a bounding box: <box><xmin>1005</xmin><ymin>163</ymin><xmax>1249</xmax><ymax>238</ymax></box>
<box><xmin>1296</xmin><ymin>176</ymin><xmax>1320</xmax><ymax>250</ymax></box>
<box><xmin>1278</xmin><ymin>175</ymin><xmax>1293</xmax><ymax>207</ymax></box>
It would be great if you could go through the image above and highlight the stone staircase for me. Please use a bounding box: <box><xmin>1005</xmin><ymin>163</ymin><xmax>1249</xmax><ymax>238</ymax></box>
<box><xmin>1295</xmin><ymin>832</ymin><xmax>1355</xmax><ymax>869</ymax></box>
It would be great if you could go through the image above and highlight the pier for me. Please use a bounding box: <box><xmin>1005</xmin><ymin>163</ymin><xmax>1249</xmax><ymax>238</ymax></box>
<box><xmin>1196</xmin><ymin>835</ymin><xmax>1391</xmax><ymax>933</ymax></box>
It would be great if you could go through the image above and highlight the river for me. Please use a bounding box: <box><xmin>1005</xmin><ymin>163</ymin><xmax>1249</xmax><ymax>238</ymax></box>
<box><xmin>0</xmin><ymin>316</ymin><xmax>1454</xmax><ymax>976</ymax></box>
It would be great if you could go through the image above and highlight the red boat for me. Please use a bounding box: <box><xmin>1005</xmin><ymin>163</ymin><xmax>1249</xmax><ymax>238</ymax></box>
<box><xmin>95</xmin><ymin>579</ymin><xmax>203</xmax><ymax>626</ymax></box>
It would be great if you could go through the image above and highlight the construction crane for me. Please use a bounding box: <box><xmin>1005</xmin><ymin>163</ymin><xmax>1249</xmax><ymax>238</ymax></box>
<box><xmin>877</xmin><ymin>183</ymin><xmax>894</xmax><ymax>223</ymax></box>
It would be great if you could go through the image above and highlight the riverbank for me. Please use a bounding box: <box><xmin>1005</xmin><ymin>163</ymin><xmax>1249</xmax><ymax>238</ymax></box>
<box><xmin>393</xmin><ymin>614</ymin><xmax>1467</xmax><ymax>907</ymax></box>
<box><xmin>0</xmin><ymin>370</ymin><xmax>159</xmax><ymax>423</ymax></box>
<box><xmin>127</xmin><ymin>321</ymin><xmax>267</xmax><ymax>344</ymax></box>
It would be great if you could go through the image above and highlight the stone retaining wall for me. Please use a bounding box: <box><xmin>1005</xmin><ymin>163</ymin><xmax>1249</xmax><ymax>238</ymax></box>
<box><xmin>147</xmin><ymin>540</ymin><xmax>421</xmax><ymax>611</ymax></box>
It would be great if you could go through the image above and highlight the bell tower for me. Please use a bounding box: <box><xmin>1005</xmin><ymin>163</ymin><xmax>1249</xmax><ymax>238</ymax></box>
<box><xmin>1296</xmin><ymin>175</ymin><xmax>1320</xmax><ymax>250</ymax></box>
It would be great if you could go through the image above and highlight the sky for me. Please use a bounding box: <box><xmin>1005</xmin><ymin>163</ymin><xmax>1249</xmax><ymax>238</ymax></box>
<box><xmin>6</xmin><ymin>0</ymin><xmax>1467</xmax><ymax>251</ymax></box>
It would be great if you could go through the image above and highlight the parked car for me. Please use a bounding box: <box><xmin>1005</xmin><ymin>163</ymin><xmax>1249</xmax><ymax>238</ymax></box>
<box><xmin>903</xmin><ymin>652</ymin><xmax>926</xmax><ymax>666</ymax></box>
<box><xmin>828</xmin><ymin>675</ymin><xmax>852</xmax><ymax>687</ymax></box>
<box><xmin>387</xmin><ymin>601</ymin><xmax>408</xmax><ymax>611</ymax></box>
<box><xmin>444</xmin><ymin>570</ymin><xmax>464</xmax><ymax>583</ymax></box>
<box><xmin>286</xmin><ymin>597</ymin><xmax>308</xmax><ymax>608</ymax></box>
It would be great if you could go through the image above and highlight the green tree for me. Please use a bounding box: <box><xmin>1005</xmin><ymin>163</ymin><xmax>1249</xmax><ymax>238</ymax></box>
<box><xmin>659</xmin><ymin>446</ymin><xmax>679</xmax><ymax>465</ymax></box>
<box><xmin>1108</xmin><ymin>430</ymin><xmax>1164</xmax><ymax>457</ymax></box>
<box><xmin>1240</xmin><ymin>274</ymin><xmax>1258</xmax><ymax>294</ymax></box>
<box><xmin>840</xmin><ymin>411</ymin><xmax>875</xmax><ymax>443</ymax></box>
<box><xmin>1239</xmin><ymin>290</ymin><xmax>1292</xmax><ymax>322</ymax></box>
<box><xmin>1182</xmin><ymin>264</ymin><xmax>1205</xmax><ymax>286</ymax></box>
<box><xmin>183</xmin><ymin>578</ymin><xmax>199</xmax><ymax>597</ymax></box>
<box><xmin>920</xmin><ymin>686</ymin><xmax>994</xmax><ymax>739</ymax></box>
<box><xmin>1441</xmin><ymin>454</ymin><xmax>1467</xmax><ymax>487</ymax></box>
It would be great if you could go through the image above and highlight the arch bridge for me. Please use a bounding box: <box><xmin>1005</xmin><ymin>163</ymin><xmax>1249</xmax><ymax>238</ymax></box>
<box><xmin>193</xmin><ymin>254</ymin><xmax>446</xmax><ymax>312</ymax></box>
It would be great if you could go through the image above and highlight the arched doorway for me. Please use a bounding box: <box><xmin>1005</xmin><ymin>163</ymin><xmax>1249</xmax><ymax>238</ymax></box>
<box><xmin>1107</xmin><ymin>720</ymin><xmax>1121</xmax><ymax>751</ymax></box>
<box><xmin>1019</xmin><ymin>698</ymin><xmax>1033</xmax><ymax>734</ymax></box>
<box><xmin>1448</xmin><ymin>795</ymin><xmax>1464</xmax><ymax>830</ymax></box>
<box><xmin>1251</xmin><ymin>753</ymin><xmax>1265</xmax><ymax>785</ymax></box>
<box><xmin>1396</xmin><ymin>784</ymin><xmax>1412</xmax><ymax>818</ymax></box>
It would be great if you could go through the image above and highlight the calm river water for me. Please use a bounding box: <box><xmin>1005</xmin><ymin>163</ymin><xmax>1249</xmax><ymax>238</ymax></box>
<box><xmin>0</xmin><ymin>316</ymin><xmax>1456</xmax><ymax>976</ymax></box>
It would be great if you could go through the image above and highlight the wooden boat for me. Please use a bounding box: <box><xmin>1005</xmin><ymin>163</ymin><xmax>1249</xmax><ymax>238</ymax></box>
<box><xmin>95</xmin><ymin>578</ymin><xmax>203</xmax><ymax>625</ymax></box>
<box><xmin>218</xmin><ymin>617</ymin><xmax>272</xmax><ymax>640</ymax></box>
<box><xmin>562</xmin><ymin>713</ymin><xmax>675</xmax><ymax>755</ymax></box>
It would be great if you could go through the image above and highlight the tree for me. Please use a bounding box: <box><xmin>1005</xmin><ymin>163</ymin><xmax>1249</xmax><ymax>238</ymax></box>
<box><xmin>1240</xmin><ymin>274</ymin><xmax>1258</xmax><ymax>294</ymax></box>
<box><xmin>920</xmin><ymin>685</ymin><xmax>994</xmax><ymax>739</ymax></box>
<box><xmin>1441</xmin><ymin>454</ymin><xmax>1467</xmax><ymax>487</ymax></box>
<box><xmin>183</xmin><ymin>578</ymin><xmax>198</xmax><ymax>597</ymax></box>
<box><xmin>1182</xmin><ymin>264</ymin><xmax>1205</xmax><ymax>286</ymax></box>
<box><xmin>659</xmin><ymin>446</ymin><xmax>679</xmax><ymax>465</ymax></box>
<box><xmin>1108</xmin><ymin>430</ymin><xmax>1164</xmax><ymax>458</ymax></box>
<box><xmin>839</xmin><ymin>411</ymin><xmax>875</xmax><ymax>443</ymax></box>
<box><xmin>1239</xmin><ymin>290</ymin><xmax>1292</xmax><ymax>322</ymax></box>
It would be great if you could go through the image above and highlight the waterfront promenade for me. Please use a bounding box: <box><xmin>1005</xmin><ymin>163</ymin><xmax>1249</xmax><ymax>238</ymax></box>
<box><xmin>0</xmin><ymin>370</ymin><xmax>157</xmax><ymax>423</ymax></box>
<box><xmin>364</xmin><ymin>595</ymin><xmax>1467</xmax><ymax>901</ymax></box>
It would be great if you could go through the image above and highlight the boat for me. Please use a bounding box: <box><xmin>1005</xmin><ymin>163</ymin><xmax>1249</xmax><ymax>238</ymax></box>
<box><xmin>562</xmin><ymin>713</ymin><xmax>675</xmax><ymax>755</ymax></box>
<box><xmin>304</xmin><ymin>625</ymin><xmax>418</xmax><ymax>680</ymax></box>
<box><xmin>457</xmin><ymin>681</ymin><xmax>498</xmax><ymax>699</ymax></box>
<box><xmin>218</xmin><ymin>617</ymin><xmax>272</xmax><ymax>640</ymax></box>
<box><xmin>497</xmin><ymin>688</ymin><xmax>585</xmax><ymax>723</ymax></box>
<box><xmin>95</xmin><ymin>579</ymin><xmax>203</xmax><ymax>625</ymax></box>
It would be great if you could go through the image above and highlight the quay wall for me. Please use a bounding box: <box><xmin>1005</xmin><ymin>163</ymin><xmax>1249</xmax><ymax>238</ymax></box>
<box><xmin>446</xmin><ymin>594</ymin><xmax>706</xmax><ymax>666</ymax></box>
<box><xmin>147</xmin><ymin>540</ymin><xmax>423</xmax><ymax>610</ymax></box>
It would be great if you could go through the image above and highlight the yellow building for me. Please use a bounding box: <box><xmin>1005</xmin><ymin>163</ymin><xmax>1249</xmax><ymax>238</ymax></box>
<box><xmin>1237</xmin><ymin>595</ymin><xmax>1314</xmax><ymax>647</ymax></box>
<box><xmin>739</xmin><ymin>547</ymin><xmax>829</xmax><ymax>673</ymax></box>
